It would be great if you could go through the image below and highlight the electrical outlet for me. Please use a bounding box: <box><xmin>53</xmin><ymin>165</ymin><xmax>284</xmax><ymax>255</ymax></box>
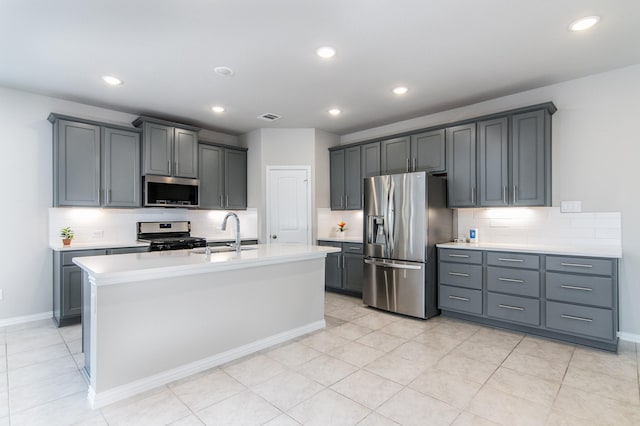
<box><xmin>561</xmin><ymin>201</ymin><xmax>582</xmax><ymax>213</ymax></box>
<box><xmin>91</xmin><ymin>230</ymin><xmax>104</xmax><ymax>238</ymax></box>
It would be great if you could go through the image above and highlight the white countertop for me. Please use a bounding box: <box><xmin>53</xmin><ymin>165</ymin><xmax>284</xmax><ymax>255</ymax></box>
<box><xmin>437</xmin><ymin>242</ymin><xmax>622</xmax><ymax>259</ymax></box>
<box><xmin>317</xmin><ymin>237</ymin><xmax>363</xmax><ymax>243</ymax></box>
<box><xmin>73</xmin><ymin>243</ymin><xmax>341</xmax><ymax>285</ymax></box>
<box><xmin>50</xmin><ymin>237</ymin><xmax>259</xmax><ymax>252</ymax></box>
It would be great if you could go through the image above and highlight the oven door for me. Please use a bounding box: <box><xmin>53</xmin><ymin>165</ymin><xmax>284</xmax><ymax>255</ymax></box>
<box><xmin>363</xmin><ymin>258</ymin><xmax>426</xmax><ymax>318</ymax></box>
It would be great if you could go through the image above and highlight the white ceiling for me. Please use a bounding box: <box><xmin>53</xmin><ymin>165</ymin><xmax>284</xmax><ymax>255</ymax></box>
<box><xmin>1</xmin><ymin>0</ymin><xmax>639</xmax><ymax>136</ymax></box>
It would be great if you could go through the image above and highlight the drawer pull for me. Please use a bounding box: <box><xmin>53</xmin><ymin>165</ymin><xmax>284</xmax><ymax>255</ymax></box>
<box><xmin>448</xmin><ymin>272</ymin><xmax>470</xmax><ymax>277</ymax></box>
<box><xmin>498</xmin><ymin>258</ymin><xmax>524</xmax><ymax>263</ymax></box>
<box><xmin>560</xmin><ymin>285</ymin><xmax>593</xmax><ymax>292</ymax></box>
<box><xmin>346</xmin><ymin>247</ymin><xmax>361</xmax><ymax>251</ymax></box>
<box><xmin>498</xmin><ymin>304</ymin><xmax>525</xmax><ymax>311</ymax></box>
<box><xmin>448</xmin><ymin>295</ymin><xmax>470</xmax><ymax>301</ymax></box>
<box><xmin>560</xmin><ymin>262</ymin><xmax>593</xmax><ymax>268</ymax></box>
<box><xmin>498</xmin><ymin>277</ymin><xmax>524</xmax><ymax>283</ymax></box>
<box><xmin>448</xmin><ymin>254</ymin><xmax>470</xmax><ymax>258</ymax></box>
<box><xmin>561</xmin><ymin>314</ymin><xmax>593</xmax><ymax>323</ymax></box>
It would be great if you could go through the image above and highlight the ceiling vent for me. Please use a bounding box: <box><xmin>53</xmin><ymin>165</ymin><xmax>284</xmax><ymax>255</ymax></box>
<box><xmin>257</xmin><ymin>113</ymin><xmax>282</xmax><ymax>122</ymax></box>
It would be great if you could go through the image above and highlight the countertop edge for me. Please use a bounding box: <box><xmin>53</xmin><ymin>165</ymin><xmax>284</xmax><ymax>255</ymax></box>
<box><xmin>436</xmin><ymin>242</ymin><xmax>622</xmax><ymax>259</ymax></box>
<box><xmin>50</xmin><ymin>237</ymin><xmax>260</xmax><ymax>252</ymax></box>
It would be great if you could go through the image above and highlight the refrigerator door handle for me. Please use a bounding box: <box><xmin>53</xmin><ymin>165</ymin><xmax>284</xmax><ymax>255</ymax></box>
<box><xmin>364</xmin><ymin>259</ymin><xmax>422</xmax><ymax>270</ymax></box>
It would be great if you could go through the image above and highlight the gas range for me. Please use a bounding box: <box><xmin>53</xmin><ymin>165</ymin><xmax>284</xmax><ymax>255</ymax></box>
<box><xmin>137</xmin><ymin>221</ymin><xmax>207</xmax><ymax>251</ymax></box>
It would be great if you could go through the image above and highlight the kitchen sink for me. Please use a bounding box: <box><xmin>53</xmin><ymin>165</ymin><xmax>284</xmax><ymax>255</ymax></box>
<box><xmin>191</xmin><ymin>246</ymin><xmax>257</xmax><ymax>254</ymax></box>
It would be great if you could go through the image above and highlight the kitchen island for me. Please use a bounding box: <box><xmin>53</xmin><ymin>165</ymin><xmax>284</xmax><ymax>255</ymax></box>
<box><xmin>73</xmin><ymin>244</ymin><xmax>340</xmax><ymax>408</ymax></box>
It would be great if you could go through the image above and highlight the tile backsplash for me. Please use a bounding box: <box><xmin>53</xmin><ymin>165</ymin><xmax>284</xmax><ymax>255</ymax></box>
<box><xmin>456</xmin><ymin>207</ymin><xmax>621</xmax><ymax>249</ymax></box>
<box><xmin>49</xmin><ymin>208</ymin><xmax>258</xmax><ymax>246</ymax></box>
<box><xmin>317</xmin><ymin>208</ymin><xmax>363</xmax><ymax>240</ymax></box>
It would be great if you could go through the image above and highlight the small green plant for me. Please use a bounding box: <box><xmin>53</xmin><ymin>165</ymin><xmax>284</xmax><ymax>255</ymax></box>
<box><xmin>60</xmin><ymin>227</ymin><xmax>75</xmax><ymax>240</ymax></box>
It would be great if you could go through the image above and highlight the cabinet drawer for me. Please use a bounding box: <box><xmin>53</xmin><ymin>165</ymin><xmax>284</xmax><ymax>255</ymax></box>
<box><xmin>487</xmin><ymin>293</ymin><xmax>540</xmax><ymax>326</ymax></box>
<box><xmin>343</xmin><ymin>243</ymin><xmax>364</xmax><ymax>254</ymax></box>
<box><xmin>546</xmin><ymin>256</ymin><xmax>614</xmax><ymax>277</ymax></box>
<box><xmin>317</xmin><ymin>240</ymin><xmax>342</xmax><ymax>249</ymax></box>
<box><xmin>487</xmin><ymin>252</ymin><xmax>539</xmax><ymax>269</ymax></box>
<box><xmin>439</xmin><ymin>285</ymin><xmax>482</xmax><ymax>315</ymax></box>
<box><xmin>546</xmin><ymin>301</ymin><xmax>614</xmax><ymax>341</ymax></box>
<box><xmin>439</xmin><ymin>263</ymin><xmax>482</xmax><ymax>290</ymax></box>
<box><xmin>439</xmin><ymin>249</ymin><xmax>482</xmax><ymax>264</ymax></box>
<box><xmin>62</xmin><ymin>250</ymin><xmax>108</xmax><ymax>266</ymax></box>
<box><xmin>546</xmin><ymin>272</ymin><xmax>613</xmax><ymax>308</ymax></box>
<box><xmin>487</xmin><ymin>267</ymin><xmax>540</xmax><ymax>298</ymax></box>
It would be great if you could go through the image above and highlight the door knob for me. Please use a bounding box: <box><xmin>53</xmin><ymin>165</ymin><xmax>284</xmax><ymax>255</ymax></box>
<box><xmin>271</xmin><ymin>235</ymin><xmax>278</xmax><ymax>239</ymax></box>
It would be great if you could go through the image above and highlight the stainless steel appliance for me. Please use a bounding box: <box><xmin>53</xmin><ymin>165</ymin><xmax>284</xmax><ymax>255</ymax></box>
<box><xmin>137</xmin><ymin>221</ymin><xmax>207</xmax><ymax>251</ymax></box>
<box><xmin>144</xmin><ymin>175</ymin><xmax>200</xmax><ymax>207</ymax></box>
<box><xmin>363</xmin><ymin>172</ymin><xmax>452</xmax><ymax>319</ymax></box>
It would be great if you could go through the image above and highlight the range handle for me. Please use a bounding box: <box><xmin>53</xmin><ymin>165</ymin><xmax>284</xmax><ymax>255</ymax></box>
<box><xmin>364</xmin><ymin>259</ymin><xmax>422</xmax><ymax>270</ymax></box>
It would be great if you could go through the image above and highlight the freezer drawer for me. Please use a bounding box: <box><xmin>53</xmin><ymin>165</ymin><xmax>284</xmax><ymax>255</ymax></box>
<box><xmin>363</xmin><ymin>258</ymin><xmax>426</xmax><ymax>318</ymax></box>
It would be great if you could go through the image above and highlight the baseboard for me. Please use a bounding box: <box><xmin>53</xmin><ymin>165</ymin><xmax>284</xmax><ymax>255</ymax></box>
<box><xmin>618</xmin><ymin>331</ymin><xmax>640</xmax><ymax>343</ymax></box>
<box><xmin>0</xmin><ymin>311</ymin><xmax>53</xmax><ymax>328</ymax></box>
<box><xmin>88</xmin><ymin>319</ymin><xmax>325</xmax><ymax>409</ymax></box>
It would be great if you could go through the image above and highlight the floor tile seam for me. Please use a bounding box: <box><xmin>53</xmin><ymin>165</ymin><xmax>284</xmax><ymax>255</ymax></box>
<box><xmin>6</xmin><ymin>357</ymin><xmax>80</xmax><ymax>389</ymax></box>
<box><xmin>329</xmin><ymin>368</ymin><xmax>406</xmax><ymax>410</ymax></box>
<box><xmin>565</xmin><ymin>361</ymin><xmax>640</xmax><ymax>386</ymax></box>
<box><xmin>165</xmin><ymin>381</ymin><xmax>209</xmax><ymax>425</ymax></box>
<box><xmin>329</xmin><ymin>378</ymin><xmax>404</xmax><ymax>411</ymax></box>
<box><xmin>284</xmin><ymin>387</ymin><xmax>372</xmax><ymax>423</ymax></box>
<box><xmin>4</xmin><ymin>339</ymin><xmax>70</xmax><ymax>359</ymax></box>
<box><xmin>406</xmin><ymin>373</ymin><xmax>482</xmax><ymax>413</ymax></box>
<box><xmin>558</xmin><ymin>380</ymin><xmax>640</xmax><ymax>407</ymax></box>
<box><xmin>5</xmin><ymin>351</ymin><xmax>75</xmax><ymax>374</ymax></box>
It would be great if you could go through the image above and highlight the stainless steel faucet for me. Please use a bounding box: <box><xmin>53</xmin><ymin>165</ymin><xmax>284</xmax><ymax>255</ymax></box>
<box><xmin>221</xmin><ymin>212</ymin><xmax>241</xmax><ymax>254</ymax></box>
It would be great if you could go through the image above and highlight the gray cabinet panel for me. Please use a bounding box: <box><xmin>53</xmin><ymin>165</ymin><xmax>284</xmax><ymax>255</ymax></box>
<box><xmin>62</xmin><ymin>266</ymin><xmax>83</xmax><ymax>318</ymax></box>
<box><xmin>343</xmin><ymin>243</ymin><xmax>364</xmax><ymax>254</ymax></box>
<box><xmin>487</xmin><ymin>252</ymin><xmax>539</xmax><ymax>269</ymax></box>
<box><xmin>439</xmin><ymin>249</ymin><xmax>482</xmax><ymax>264</ymax></box>
<box><xmin>55</xmin><ymin>120</ymin><xmax>101</xmax><ymax>206</ymax></box>
<box><xmin>381</xmin><ymin>136</ymin><xmax>411</xmax><ymax>174</ymax></box>
<box><xmin>546</xmin><ymin>272</ymin><xmax>613</xmax><ymax>308</ymax></box>
<box><xmin>439</xmin><ymin>285</ymin><xmax>482</xmax><ymax>315</ymax></box>
<box><xmin>198</xmin><ymin>144</ymin><xmax>224</xmax><ymax>209</ymax></box>
<box><xmin>511</xmin><ymin>110</ymin><xmax>547</xmax><ymax>206</ymax></box>
<box><xmin>102</xmin><ymin>127</ymin><xmax>141</xmax><ymax>207</ymax></box>
<box><xmin>343</xmin><ymin>253</ymin><xmax>364</xmax><ymax>293</ymax></box>
<box><xmin>143</xmin><ymin>123</ymin><xmax>173</xmax><ymax>176</ymax></box>
<box><xmin>439</xmin><ymin>263</ymin><xmax>482</xmax><ymax>289</ymax></box>
<box><xmin>411</xmin><ymin>129</ymin><xmax>446</xmax><ymax>173</ymax></box>
<box><xmin>546</xmin><ymin>301</ymin><xmax>613</xmax><ymax>340</ymax></box>
<box><xmin>330</xmin><ymin>150</ymin><xmax>346</xmax><ymax>209</ymax></box>
<box><xmin>478</xmin><ymin>118</ymin><xmax>509</xmax><ymax>206</ymax></box>
<box><xmin>446</xmin><ymin>124</ymin><xmax>477</xmax><ymax>207</ymax></box>
<box><xmin>108</xmin><ymin>247</ymin><xmax>149</xmax><ymax>255</ymax></box>
<box><xmin>487</xmin><ymin>267</ymin><xmax>540</xmax><ymax>298</ymax></box>
<box><xmin>225</xmin><ymin>149</ymin><xmax>247</xmax><ymax>209</ymax></box>
<box><xmin>174</xmin><ymin>128</ymin><xmax>198</xmax><ymax>178</ymax></box>
<box><xmin>361</xmin><ymin>142</ymin><xmax>381</xmax><ymax>178</ymax></box>
<box><xmin>545</xmin><ymin>256</ymin><xmax>614</xmax><ymax>277</ymax></box>
<box><xmin>487</xmin><ymin>293</ymin><xmax>540</xmax><ymax>326</ymax></box>
<box><xmin>345</xmin><ymin>146</ymin><xmax>362</xmax><ymax>209</ymax></box>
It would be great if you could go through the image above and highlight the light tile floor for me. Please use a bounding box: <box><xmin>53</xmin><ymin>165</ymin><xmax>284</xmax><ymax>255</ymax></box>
<box><xmin>1</xmin><ymin>292</ymin><xmax>640</xmax><ymax>425</ymax></box>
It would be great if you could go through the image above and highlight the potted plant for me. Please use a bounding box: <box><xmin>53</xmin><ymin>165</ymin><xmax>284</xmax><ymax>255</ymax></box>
<box><xmin>60</xmin><ymin>227</ymin><xmax>74</xmax><ymax>246</ymax></box>
<box><xmin>337</xmin><ymin>221</ymin><xmax>347</xmax><ymax>238</ymax></box>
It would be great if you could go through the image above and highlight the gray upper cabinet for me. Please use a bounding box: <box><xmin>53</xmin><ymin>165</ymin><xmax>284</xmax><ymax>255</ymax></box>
<box><xmin>330</xmin><ymin>146</ymin><xmax>362</xmax><ymax>210</ymax></box>
<box><xmin>446</xmin><ymin>123</ymin><xmax>477</xmax><ymax>207</ymax></box>
<box><xmin>511</xmin><ymin>110</ymin><xmax>550</xmax><ymax>206</ymax></box>
<box><xmin>52</xmin><ymin>119</ymin><xmax>101</xmax><ymax>207</ymax></box>
<box><xmin>361</xmin><ymin>142</ymin><xmax>381</xmax><ymax>178</ymax></box>
<box><xmin>134</xmin><ymin>117</ymin><xmax>200</xmax><ymax>179</ymax></box>
<box><xmin>102</xmin><ymin>127</ymin><xmax>141</xmax><ymax>207</ymax></box>
<box><xmin>411</xmin><ymin>129</ymin><xmax>446</xmax><ymax>173</ymax></box>
<box><xmin>478</xmin><ymin>117</ymin><xmax>509</xmax><ymax>206</ymax></box>
<box><xmin>381</xmin><ymin>136</ymin><xmax>411</xmax><ymax>174</ymax></box>
<box><xmin>198</xmin><ymin>143</ymin><xmax>247</xmax><ymax>210</ymax></box>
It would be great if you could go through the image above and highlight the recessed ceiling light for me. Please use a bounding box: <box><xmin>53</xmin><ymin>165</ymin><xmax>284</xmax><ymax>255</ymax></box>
<box><xmin>392</xmin><ymin>86</ymin><xmax>408</xmax><ymax>95</ymax></box>
<box><xmin>316</xmin><ymin>46</ymin><xmax>336</xmax><ymax>59</ymax></box>
<box><xmin>569</xmin><ymin>15</ymin><xmax>600</xmax><ymax>31</ymax></box>
<box><xmin>211</xmin><ymin>106</ymin><xmax>225</xmax><ymax>113</ymax></box>
<box><xmin>214</xmin><ymin>66</ymin><xmax>235</xmax><ymax>77</ymax></box>
<box><xmin>101</xmin><ymin>75</ymin><xmax>123</xmax><ymax>86</ymax></box>
<box><xmin>328</xmin><ymin>108</ymin><xmax>342</xmax><ymax>116</ymax></box>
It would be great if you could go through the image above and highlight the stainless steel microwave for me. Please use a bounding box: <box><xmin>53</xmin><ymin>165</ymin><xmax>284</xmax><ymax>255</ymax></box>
<box><xmin>143</xmin><ymin>175</ymin><xmax>199</xmax><ymax>208</ymax></box>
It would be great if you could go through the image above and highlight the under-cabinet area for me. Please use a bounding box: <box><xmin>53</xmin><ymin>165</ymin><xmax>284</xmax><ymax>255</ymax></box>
<box><xmin>437</xmin><ymin>245</ymin><xmax>619</xmax><ymax>351</ymax></box>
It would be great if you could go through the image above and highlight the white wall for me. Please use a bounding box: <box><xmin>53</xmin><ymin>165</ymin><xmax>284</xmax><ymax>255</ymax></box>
<box><xmin>341</xmin><ymin>64</ymin><xmax>640</xmax><ymax>336</ymax></box>
<box><xmin>0</xmin><ymin>86</ymin><xmax>238</xmax><ymax>321</ymax></box>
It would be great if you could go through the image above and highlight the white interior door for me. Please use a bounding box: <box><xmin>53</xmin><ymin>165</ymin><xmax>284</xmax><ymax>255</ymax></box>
<box><xmin>267</xmin><ymin>167</ymin><xmax>311</xmax><ymax>244</ymax></box>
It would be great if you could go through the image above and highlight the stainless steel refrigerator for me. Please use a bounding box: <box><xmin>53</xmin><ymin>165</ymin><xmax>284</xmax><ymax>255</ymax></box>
<box><xmin>363</xmin><ymin>172</ymin><xmax>452</xmax><ymax>319</ymax></box>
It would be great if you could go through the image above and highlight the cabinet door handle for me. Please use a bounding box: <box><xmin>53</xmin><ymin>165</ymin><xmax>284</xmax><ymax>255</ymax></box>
<box><xmin>498</xmin><ymin>277</ymin><xmax>524</xmax><ymax>283</ymax></box>
<box><xmin>513</xmin><ymin>185</ymin><xmax>517</xmax><ymax>203</ymax></box>
<box><xmin>168</xmin><ymin>160</ymin><xmax>172</xmax><ymax>174</ymax></box>
<box><xmin>561</xmin><ymin>314</ymin><xmax>593</xmax><ymax>322</ymax></box>
<box><xmin>406</xmin><ymin>158</ymin><xmax>410</xmax><ymax>172</ymax></box>
<box><xmin>448</xmin><ymin>254</ymin><xmax>469</xmax><ymax>258</ymax></box>
<box><xmin>174</xmin><ymin>161</ymin><xmax>178</xmax><ymax>175</ymax></box>
<box><xmin>503</xmin><ymin>186</ymin><xmax>507</xmax><ymax>204</ymax></box>
<box><xmin>448</xmin><ymin>272</ymin><xmax>469</xmax><ymax>277</ymax></box>
<box><xmin>561</xmin><ymin>285</ymin><xmax>593</xmax><ymax>292</ymax></box>
<box><xmin>498</xmin><ymin>258</ymin><xmax>524</xmax><ymax>263</ymax></box>
<box><xmin>448</xmin><ymin>295</ymin><xmax>469</xmax><ymax>301</ymax></box>
<box><xmin>560</xmin><ymin>262</ymin><xmax>593</xmax><ymax>268</ymax></box>
<box><xmin>107</xmin><ymin>189</ymin><xmax>111</xmax><ymax>205</ymax></box>
<box><xmin>471</xmin><ymin>186</ymin><xmax>476</xmax><ymax>204</ymax></box>
<box><xmin>413</xmin><ymin>157</ymin><xmax>417</xmax><ymax>171</ymax></box>
<box><xmin>220</xmin><ymin>195</ymin><xmax>223</xmax><ymax>207</ymax></box>
<box><xmin>498</xmin><ymin>304</ymin><xmax>525</xmax><ymax>311</ymax></box>
<box><xmin>226</xmin><ymin>195</ymin><xmax>229</xmax><ymax>207</ymax></box>
<box><xmin>345</xmin><ymin>195</ymin><xmax>348</xmax><ymax>207</ymax></box>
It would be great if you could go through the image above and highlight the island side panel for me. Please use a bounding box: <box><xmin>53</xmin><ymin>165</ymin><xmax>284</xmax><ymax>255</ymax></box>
<box><xmin>92</xmin><ymin>257</ymin><xmax>325</xmax><ymax>394</ymax></box>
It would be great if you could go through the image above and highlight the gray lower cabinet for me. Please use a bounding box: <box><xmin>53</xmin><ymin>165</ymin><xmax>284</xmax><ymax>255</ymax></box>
<box><xmin>330</xmin><ymin>147</ymin><xmax>362</xmax><ymax>210</ymax></box>
<box><xmin>446</xmin><ymin>123</ymin><xmax>477</xmax><ymax>207</ymax></box>
<box><xmin>318</xmin><ymin>240</ymin><xmax>364</xmax><ymax>295</ymax></box>
<box><xmin>198</xmin><ymin>143</ymin><xmax>247</xmax><ymax>210</ymax></box>
<box><xmin>49</xmin><ymin>114</ymin><xmax>142</xmax><ymax>208</ymax></box>
<box><xmin>438</xmin><ymin>248</ymin><xmax>619</xmax><ymax>351</ymax></box>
